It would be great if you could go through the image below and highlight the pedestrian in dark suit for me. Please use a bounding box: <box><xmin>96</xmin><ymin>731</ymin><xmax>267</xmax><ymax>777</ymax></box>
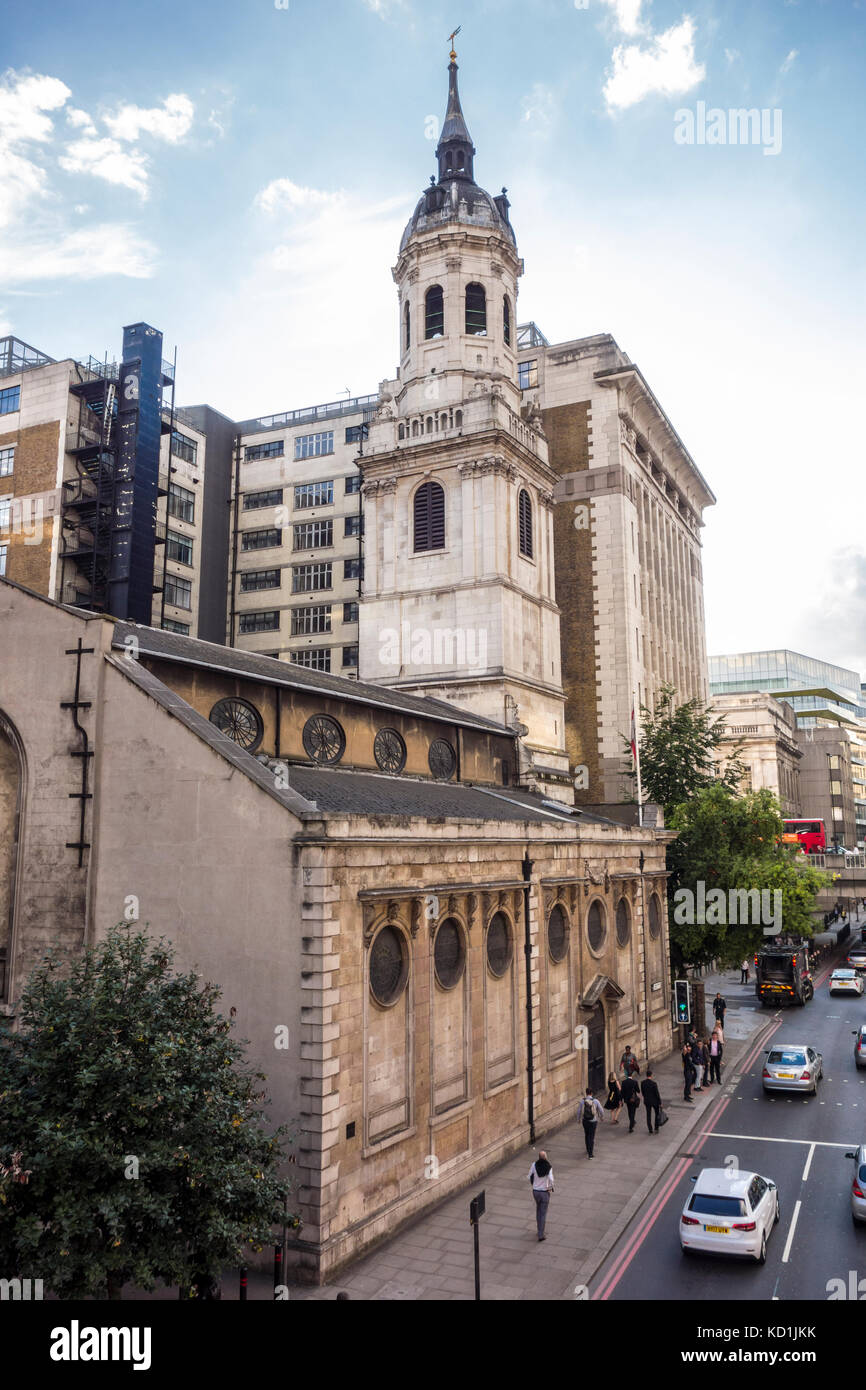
<box><xmin>708</xmin><ymin>1030</ymin><xmax>723</xmax><ymax>1084</ymax></box>
<box><xmin>621</xmin><ymin>1073</ymin><xmax>640</xmax><ymax>1132</ymax></box>
<box><xmin>713</xmin><ymin>992</ymin><xmax>727</xmax><ymax>1029</ymax></box>
<box><xmin>682</xmin><ymin>1043</ymin><xmax>696</xmax><ymax>1102</ymax></box>
<box><xmin>641</xmin><ymin>1070</ymin><xmax>661</xmax><ymax>1133</ymax></box>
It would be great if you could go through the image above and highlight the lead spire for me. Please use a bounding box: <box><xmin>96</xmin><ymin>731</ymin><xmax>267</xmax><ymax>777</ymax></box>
<box><xmin>436</xmin><ymin>31</ymin><xmax>476</xmax><ymax>184</ymax></box>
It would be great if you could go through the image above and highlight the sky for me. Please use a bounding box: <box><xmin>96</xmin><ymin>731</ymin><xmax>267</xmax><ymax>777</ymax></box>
<box><xmin>2</xmin><ymin>0</ymin><xmax>865</xmax><ymax>676</ymax></box>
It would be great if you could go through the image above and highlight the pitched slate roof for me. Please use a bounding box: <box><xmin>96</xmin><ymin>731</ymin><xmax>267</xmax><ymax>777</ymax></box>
<box><xmin>111</xmin><ymin>621</ymin><xmax>517</xmax><ymax>739</ymax></box>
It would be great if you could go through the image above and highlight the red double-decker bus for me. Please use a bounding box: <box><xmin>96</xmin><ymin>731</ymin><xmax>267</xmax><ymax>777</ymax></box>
<box><xmin>782</xmin><ymin>818</ymin><xmax>826</xmax><ymax>854</ymax></box>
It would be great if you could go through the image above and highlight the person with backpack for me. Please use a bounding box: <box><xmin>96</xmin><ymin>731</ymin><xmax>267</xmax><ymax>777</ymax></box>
<box><xmin>641</xmin><ymin>1069</ymin><xmax>662</xmax><ymax>1133</ymax></box>
<box><xmin>528</xmin><ymin>1151</ymin><xmax>555</xmax><ymax>1241</ymax></box>
<box><xmin>576</xmin><ymin>1089</ymin><xmax>605</xmax><ymax>1157</ymax></box>
<box><xmin>621</xmin><ymin>1072</ymin><xmax>641</xmax><ymax>1132</ymax></box>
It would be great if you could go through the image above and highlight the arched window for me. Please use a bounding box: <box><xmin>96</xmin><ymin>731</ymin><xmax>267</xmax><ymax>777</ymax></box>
<box><xmin>411</xmin><ymin>419</ymin><xmax>420</xmax><ymax>438</ymax></box>
<box><xmin>503</xmin><ymin>294</ymin><xmax>512</xmax><ymax>347</ymax></box>
<box><xmin>440</xmin><ymin>413</ymin><xmax>448</xmax><ymax>431</ymax></box>
<box><xmin>413</xmin><ymin>480</ymin><xmax>446</xmax><ymax>552</ymax></box>
<box><xmin>398</xmin><ymin>424</ymin><xmax>405</xmax><ymax>441</ymax></box>
<box><xmin>457</xmin><ymin>149</ymin><xmax>465</xmax><ymax>171</ymax></box>
<box><xmin>518</xmin><ymin>489</ymin><xmax>533</xmax><ymax>559</ymax></box>
<box><xmin>425</xmin><ymin>416</ymin><xmax>433</xmax><ymax>434</ymax></box>
<box><xmin>403</xmin><ymin>300</ymin><xmax>411</xmax><ymax>352</ymax></box>
<box><xmin>465</xmin><ymin>283</ymin><xmax>487</xmax><ymax>336</ymax></box>
<box><xmin>425</xmin><ymin>285</ymin><xmax>444</xmax><ymax>339</ymax></box>
<box><xmin>454</xmin><ymin>409</ymin><xmax>463</xmax><ymax>428</ymax></box>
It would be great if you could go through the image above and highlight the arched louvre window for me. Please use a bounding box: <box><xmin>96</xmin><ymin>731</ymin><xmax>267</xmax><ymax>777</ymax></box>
<box><xmin>465</xmin><ymin>283</ymin><xmax>487</xmax><ymax>336</ymax></box>
<box><xmin>518</xmin><ymin>488</ymin><xmax>533</xmax><ymax>559</ymax></box>
<box><xmin>404</xmin><ymin>300</ymin><xmax>411</xmax><ymax>352</ymax></box>
<box><xmin>413</xmin><ymin>481</ymin><xmax>446</xmax><ymax>552</ymax></box>
<box><xmin>425</xmin><ymin>286</ymin><xmax>444</xmax><ymax>339</ymax></box>
<box><xmin>503</xmin><ymin>295</ymin><xmax>512</xmax><ymax>347</ymax></box>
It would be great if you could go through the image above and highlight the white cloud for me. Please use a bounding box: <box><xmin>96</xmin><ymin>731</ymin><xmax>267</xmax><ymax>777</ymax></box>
<box><xmin>0</xmin><ymin>224</ymin><xmax>155</xmax><ymax>283</ymax></box>
<box><xmin>59</xmin><ymin>137</ymin><xmax>150</xmax><ymax>198</ymax></box>
<box><xmin>255</xmin><ymin>178</ymin><xmax>346</xmax><ymax>215</ymax></box>
<box><xmin>522</xmin><ymin>83</ymin><xmax>555</xmax><ymax>126</ymax></box>
<box><xmin>0</xmin><ymin>71</ymin><xmax>71</xmax><ymax>227</ymax></box>
<box><xmin>104</xmin><ymin>93</ymin><xmax>194</xmax><ymax>144</ymax></box>
<box><xmin>780</xmin><ymin>48</ymin><xmax>799</xmax><ymax>73</ymax></box>
<box><xmin>724</xmin><ymin>47</ymin><xmax>741</xmax><ymax>64</ymax></box>
<box><xmin>67</xmin><ymin>107</ymin><xmax>97</xmax><ymax>135</ymax></box>
<box><xmin>604</xmin><ymin>17</ymin><xmax>705</xmax><ymax>110</ymax></box>
<box><xmin>362</xmin><ymin>0</ymin><xmax>405</xmax><ymax>16</ymax></box>
<box><xmin>598</xmin><ymin>0</ymin><xmax>646</xmax><ymax>37</ymax></box>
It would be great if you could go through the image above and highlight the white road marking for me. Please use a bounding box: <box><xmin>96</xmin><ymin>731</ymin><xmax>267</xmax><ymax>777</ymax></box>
<box><xmin>701</xmin><ymin>1132</ymin><xmax>853</xmax><ymax>1148</ymax></box>
<box><xmin>802</xmin><ymin>1144</ymin><xmax>816</xmax><ymax>1181</ymax></box>
<box><xmin>782</xmin><ymin>1200</ymin><xmax>802</xmax><ymax>1264</ymax></box>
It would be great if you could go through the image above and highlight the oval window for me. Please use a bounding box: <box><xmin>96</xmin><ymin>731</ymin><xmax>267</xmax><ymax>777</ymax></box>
<box><xmin>587</xmin><ymin>900</ymin><xmax>607</xmax><ymax>953</ymax></box>
<box><xmin>649</xmin><ymin>893</ymin><xmax>661</xmax><ymax>940</ymax></box>
<box><xmin>548</xmin><ymin>904</ymin><xmax>569</xmax><ymax>963</ymax></box>
<box><xmin>486</xmin><ymin>911</ymin><xmax>512</xmax><ymax>977</ymax></box>
<box><xmin>616</xmin><ymin>897</ymin><xmax>631</xmax><ymax>947</ymax></box>
<box><xmin>434</xmin><ymin>918</ymin><xmax>465</xmax><ymax>989</ymax></box>
<box><xmin>370</xmin><ymin>926</ymin><xmax>408</xmax><ymax>1007</ymax></box>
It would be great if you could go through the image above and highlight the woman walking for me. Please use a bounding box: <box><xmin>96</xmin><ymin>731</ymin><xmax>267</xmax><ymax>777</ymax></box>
<box><xmin>604</xmin><ymin>1072</ymin><xmax>623</xmax><ymax>1124</ymax></box>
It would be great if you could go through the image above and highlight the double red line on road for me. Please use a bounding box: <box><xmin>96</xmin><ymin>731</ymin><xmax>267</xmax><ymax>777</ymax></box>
<box><xmin>593</xmin><ymin>1016</ymin><xmax>784</xmax><ymax>1300</ymax></box>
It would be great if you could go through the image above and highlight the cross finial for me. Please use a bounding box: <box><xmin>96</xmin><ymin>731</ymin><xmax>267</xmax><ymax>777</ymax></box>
<box><xmin>448</xmin><ymin>25</ymin><xmax>461</xmax><ymax>60</ymax></box>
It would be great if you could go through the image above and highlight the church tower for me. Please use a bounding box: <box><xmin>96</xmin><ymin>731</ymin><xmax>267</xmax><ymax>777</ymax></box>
<box><xmin>359</xmin><ymin>45</ymin><xmax>571</xmax><ymax>799</ymax></box>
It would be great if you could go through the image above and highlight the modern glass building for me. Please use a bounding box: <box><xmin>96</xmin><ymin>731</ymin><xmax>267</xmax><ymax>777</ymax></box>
<box><xmin>709</xmin><ymin>650</ymin><xmax>863</xmax><ymax>728</ymax></box>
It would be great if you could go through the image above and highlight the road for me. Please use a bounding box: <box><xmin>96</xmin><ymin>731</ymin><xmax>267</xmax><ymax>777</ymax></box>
<box><xmin>592</xmin><ymin>956</ymin><xmax>866</xmax><ymax>1301</ymax></box>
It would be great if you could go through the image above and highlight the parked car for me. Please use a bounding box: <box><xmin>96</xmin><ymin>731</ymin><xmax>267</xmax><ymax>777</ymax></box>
<box><xmin>843</xmin><ymin>1145</ymin><xmax>866</xmax><ymax>1225</ymax></box>
<box><xmin>830</xmin><ymin>969</ymin><xmax>865</xmax><ymax>996</ymax></box>
<box><xmin>853</xmin><ymin>1025</ymin><xmax>866</xmax><ymax>1069</ymax></box>
<box><xmin>762</xmin><ymin>1044</ymin><xmax>823</xmax><ymax>1094</ymax></box>
<box><xmin>680</xmin><ymin>1168</ymin><xmax>779</xmax><ymax>1263</ymax></box>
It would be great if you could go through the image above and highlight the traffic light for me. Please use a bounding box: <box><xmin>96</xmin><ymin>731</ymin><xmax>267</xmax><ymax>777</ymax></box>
<box><xmin>674</xmin><ymin>979</ymin><xmax>690</xmax><ymax>1025</ymax></box>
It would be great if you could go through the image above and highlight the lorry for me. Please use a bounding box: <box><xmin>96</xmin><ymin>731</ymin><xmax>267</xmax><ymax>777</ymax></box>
<box><xmin>755</xmin><ymin>945</ymin><xmax>814</xmax><ymax>1007</ymax></box>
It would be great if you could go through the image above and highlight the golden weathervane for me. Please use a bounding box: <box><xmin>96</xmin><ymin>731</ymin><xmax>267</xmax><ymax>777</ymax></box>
<box><xmin>449</xmin><ymin>25</ymin><xmax>461</xmax><ymax>60</ymax></box>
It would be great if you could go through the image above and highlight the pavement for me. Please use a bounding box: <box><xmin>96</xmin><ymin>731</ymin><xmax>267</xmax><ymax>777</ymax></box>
<box><xmin>228</xmin><ymin>964</ymin><xmax>776</xmax><ymax>1301</ymax></box>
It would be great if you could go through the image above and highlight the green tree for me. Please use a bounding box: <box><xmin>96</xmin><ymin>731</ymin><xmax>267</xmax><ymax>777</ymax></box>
<box><xmin>666</xmin><ymin>785</ymin><xmax>827</xmax><ymax>969</ymax></box>
<box><xmin>0</xmin><ymin>925</ymin><xmax>296</xmax><ymax>1299</ymax></box>
<box><xmin>628</xmin><ymin>684</ymin><xmax>747</xmax><ymax>819</ymax></box>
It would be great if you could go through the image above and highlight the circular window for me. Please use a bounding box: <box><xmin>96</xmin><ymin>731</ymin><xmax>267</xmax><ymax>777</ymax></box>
<box><xmin>649</xmin><ymin>893</ymin><xmax>661</xmax><ymax>940</ymax></box>
<box><xmin>616</xmin><ymin>897</ymin><xmax>631</xmax><ymax>947</ymax></box>
<box><xmin>587</xmin><ymin>900</ymin><xmax>607</xmax><ymax>953</ymax></box>
<box><xmin>429</xmin><ymin>739</ymin><xmax>457</xmax><ymax>781</ymax></box>
<box><xmin>374</xmin><ymin>728</ymin><xmax>407</xmax><ymax>774</ymax></box>
<box><xmin>302</xmin><ymin>714</ymin><xmax>346</xmax><ymax>765</ymax></box>
<box><xmin>210</xmin><ymin>698</ymin><xmax>264</xmax><ymax>753</ymax></box>
<box><xmin>434</xmin><ymin>918</ymin><xmax>465</xmax><ymax>989</ymax></box>
<box><xmin>548</xmin><ymin>904</ymin><xmax>569</xmax><ymax>963</ymax></box>
<box><xmin>486</xmin><ymin>911</ymin><xmax>512</xmax><ymax>977</ymax></box>
<box><xmin>369</xmin><ymin>927</ymin><xmax>408</xmax><ymax>1007</ymax></box>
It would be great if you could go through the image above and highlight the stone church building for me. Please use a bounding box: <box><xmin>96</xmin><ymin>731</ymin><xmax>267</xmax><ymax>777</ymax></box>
<box><xmin>0</xmin><ymin>49</ymin><xmax>681</xmax><ymax>1283</ymax></box>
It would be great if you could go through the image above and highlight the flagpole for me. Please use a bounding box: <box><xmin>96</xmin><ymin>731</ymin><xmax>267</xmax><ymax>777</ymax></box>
<box><xmin>633</xmin><ymin>696</ymin><xmax>644</xmax><ymax>828</ymax></box>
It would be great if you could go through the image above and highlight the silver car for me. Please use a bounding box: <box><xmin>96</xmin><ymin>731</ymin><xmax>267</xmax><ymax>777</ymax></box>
<box><xmin>762</xmin><ymin>1043</ymin><xmax>823</xmax><ymax>1094</ymax></box>
<box><xmin>854</xmin><ymin>1025</ymin><xmax>866</xmax><ymax>1069</ymax></box>
<box><xmin>848</xmin><ymin>948</ymin><xmax>866</xmax><ymax>975</ymax></box>
<box><xmin>844</xmin><ymin>1145</ymin><xmax>866</xmax><ymax>1224</ymax></box>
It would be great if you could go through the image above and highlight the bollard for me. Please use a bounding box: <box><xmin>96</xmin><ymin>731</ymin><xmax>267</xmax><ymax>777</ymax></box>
<box><xmin>273</xmin><ymin>1244</ymin><xmax>283</xmax><ymax>1298</ymax></box>
<box><xmin>240</xmin><ymin>1267</ymin><xmax>248</xmax><ymax>1301</ymax></box>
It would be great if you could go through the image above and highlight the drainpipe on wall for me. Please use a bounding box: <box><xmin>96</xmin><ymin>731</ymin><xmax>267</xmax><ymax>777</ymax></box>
<box><xmin>228</xmin><ymin>434</ymin><xmax>241</xmax><ymax>646</ymax></box>
<box><xmin>522</xmin><ymin>848</ymin><xmax>536</xmax><ymax>1144</ymax></box>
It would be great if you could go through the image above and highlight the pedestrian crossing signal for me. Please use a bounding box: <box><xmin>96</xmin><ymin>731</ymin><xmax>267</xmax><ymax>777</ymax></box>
<box><xmin>675</xmin><ymin>979</ymin><xmax>690</xmax><ymax>1024</ymax></box>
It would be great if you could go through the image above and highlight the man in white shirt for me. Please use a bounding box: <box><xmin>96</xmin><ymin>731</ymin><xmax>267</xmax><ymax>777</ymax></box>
<box><xmin>528</xmin><ymin>1151</ymin><xmax>555</xmax><ymax>1241</ymax></box>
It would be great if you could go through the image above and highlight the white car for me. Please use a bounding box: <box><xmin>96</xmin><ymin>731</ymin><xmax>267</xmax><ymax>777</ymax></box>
<box><xmin>680</xmin><ymin>1168</ymin><xmax>780</xmax><ymax>1264</ymax></box>
<box><xmin>830</xmin><ymin>969</ymin><xmax>865</xmax><ymax>996</ymax></box>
